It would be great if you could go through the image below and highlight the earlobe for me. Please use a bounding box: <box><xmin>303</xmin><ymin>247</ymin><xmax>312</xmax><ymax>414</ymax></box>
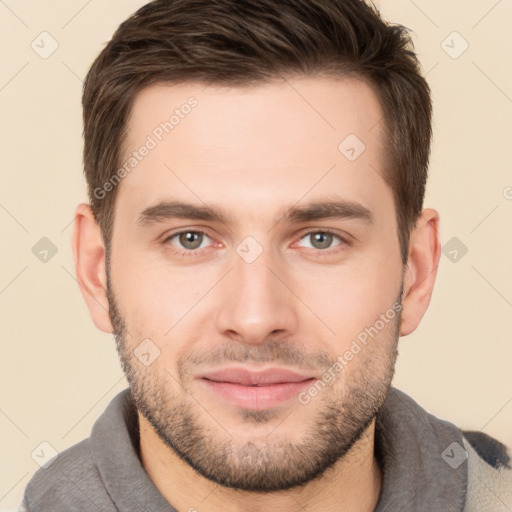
<box><xmin>400</xmin><ymin>208</ymin><xmax>441</xmax><ymax>336</ymax></box>
<box><xmin>71</xmin><ymin>203</ymin><xmax>114</xmax><ymax>333</ymax></box>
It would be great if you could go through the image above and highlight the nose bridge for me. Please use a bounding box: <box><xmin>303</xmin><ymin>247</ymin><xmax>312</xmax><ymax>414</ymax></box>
<box><xmin>235</xmin><ymin>247</ymin><xmax>278</xmax><ymax>302</ymax></box>
<box><xmin>214</xmin><ymin>241</ymin><xmax>297</xmax><ymax>343</ymax></box>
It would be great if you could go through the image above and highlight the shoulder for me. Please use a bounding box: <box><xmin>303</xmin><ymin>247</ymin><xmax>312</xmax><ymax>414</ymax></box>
<box><xmin>461</xmin><ymin>430</ymin><xmax>512</xmax><ymax>512</ymax></box>
<box><xmin>462</xmin><ymin>430</ymin><xmax>511</xmax><ymax>470</ymax></box>
<box><xmin>21</xmin><ymin>437</ymin><xmax>115</xmax><ymax>511</ymax></box>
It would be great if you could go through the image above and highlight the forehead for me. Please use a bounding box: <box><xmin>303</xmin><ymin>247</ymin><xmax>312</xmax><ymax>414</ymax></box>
<box><xmin>118</xmin><ymin>76</ymin><xmax>390</xmax><ymax>226</ymax></box>
<box><xmin>125</xmin><ymin>75</ymin><xmax>385</xmax><ymax>153</ymax></box>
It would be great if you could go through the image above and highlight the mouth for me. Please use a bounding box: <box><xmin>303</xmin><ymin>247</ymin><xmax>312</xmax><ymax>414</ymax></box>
<box><xmin>196</xmin><ymin>366</ymin><xmax>317</xmax><ymax>410</ymax></box>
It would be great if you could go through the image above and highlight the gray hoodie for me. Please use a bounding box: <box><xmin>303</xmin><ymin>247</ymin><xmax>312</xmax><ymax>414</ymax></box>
<box><xmin>20</xmin><ymin>387</ymin><xmax>512</xmax><ymax>511</ymax></box>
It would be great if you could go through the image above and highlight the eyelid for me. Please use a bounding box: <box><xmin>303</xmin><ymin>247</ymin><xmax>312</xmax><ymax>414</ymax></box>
<box><xmin>295</xmin><ymin>227</ymin><xmax>351</xmax><ymax>243</ymax></box>
<box><xmin>161</xmin><ymin>225</ymin><xmax>214</xmax><ymax>242</ymax></box>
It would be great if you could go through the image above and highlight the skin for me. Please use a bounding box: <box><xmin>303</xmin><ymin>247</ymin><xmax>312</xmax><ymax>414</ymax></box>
<box><xmin>72</xmin><ymin>76</ymin><xmax>441</xmax><ymax>511</ymax></box>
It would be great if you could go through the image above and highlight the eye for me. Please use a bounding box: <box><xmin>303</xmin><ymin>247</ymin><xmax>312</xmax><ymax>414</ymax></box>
<box><xmin>164</xmin><ymin>230</ymin><xmax>212</xmax><ymax>253</ymax></box>
<box><xmin>296</xmin><ymin>230</ymin><xmax>345</xmax><ymax>251</ymax></box>
<box><xmin>162</xmin><ymin>228</ymin><xmax>348</xmax><ymax>258</ymax></box>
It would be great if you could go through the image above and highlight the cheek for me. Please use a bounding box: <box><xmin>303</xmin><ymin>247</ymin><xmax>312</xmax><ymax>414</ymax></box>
<box><xmin>296</xmin><ymin>253</ymin><xmax>402</xmax><ymax>346</ymax></box>
<box><xmin>110</xmin><ymin>247</ymin><xmax>218</xmax><ymax>343</ymax></box>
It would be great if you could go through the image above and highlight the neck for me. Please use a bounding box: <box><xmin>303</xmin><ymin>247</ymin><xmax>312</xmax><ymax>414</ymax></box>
<box><xmin>138</xmin><ymin>413</ymin><xmax>382</xmax><ymax>512</ymax></box>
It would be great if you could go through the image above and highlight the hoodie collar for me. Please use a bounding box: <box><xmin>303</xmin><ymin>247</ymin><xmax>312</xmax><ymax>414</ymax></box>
<box><xmin>91</xmin><ymin>388</ymin><xmax>178</xmax><ymax>511</ymax></box>
<box><xmin>374</xmin><ymin>387</ymin><xmax>467</xmax><ymax>511</ymax></box>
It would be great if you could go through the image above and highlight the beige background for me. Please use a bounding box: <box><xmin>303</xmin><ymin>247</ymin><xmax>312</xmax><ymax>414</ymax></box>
<box><xmin>1</xmin><ymin>0</ymin><xmax>511</xmax><ymax>509</ymax></box>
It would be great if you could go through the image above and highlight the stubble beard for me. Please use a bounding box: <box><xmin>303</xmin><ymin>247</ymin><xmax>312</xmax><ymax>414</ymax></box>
<box><xmin>106</xmin><ymin>278</ymin><xmax>401</xmax><ymax>492</ymax></box>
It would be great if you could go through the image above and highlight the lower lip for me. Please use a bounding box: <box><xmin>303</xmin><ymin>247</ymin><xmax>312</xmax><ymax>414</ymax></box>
<box><xmin>199</xmin><ymin>378</ymin><xmax>316</xmax><ymax>410</ymax></box>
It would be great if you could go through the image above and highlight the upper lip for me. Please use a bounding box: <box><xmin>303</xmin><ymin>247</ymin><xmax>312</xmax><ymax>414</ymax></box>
<box><xmin>198</xmin><ymin>367</ymin><xmax>315</xmax><ymax>386</ymax></box>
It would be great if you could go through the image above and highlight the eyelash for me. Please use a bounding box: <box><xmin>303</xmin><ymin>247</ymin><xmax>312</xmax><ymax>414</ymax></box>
<box><xmin>163</xmin><ymin>229</ymin><xmax>349</xmax><ymax>258</ymax></box>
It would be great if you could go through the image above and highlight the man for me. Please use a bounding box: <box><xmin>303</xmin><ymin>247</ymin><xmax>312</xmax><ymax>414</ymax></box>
<box><xmin>21</xmin><ymin>0</ymin><xmax>511</xmax><ymax>510</ymax></box>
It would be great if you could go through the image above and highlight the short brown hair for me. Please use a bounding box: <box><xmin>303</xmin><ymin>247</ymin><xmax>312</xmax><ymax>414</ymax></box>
<box><xmin>83</xmin><ymin>0</ymin><xmax>432</xmax><ymax>265</ymax></box>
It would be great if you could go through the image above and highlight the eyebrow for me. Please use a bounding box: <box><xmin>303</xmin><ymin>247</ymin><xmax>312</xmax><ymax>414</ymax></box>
<box><xmin>137</xmin><ymin>198</ymin><xmax>374</xmax><ymax>226</ymax></box>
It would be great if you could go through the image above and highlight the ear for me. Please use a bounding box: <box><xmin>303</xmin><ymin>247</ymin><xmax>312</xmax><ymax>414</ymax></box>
<box><xmin>400</xmin><ymin>208</ymin><xmax>441</xmax><ymax>336</ymax></box>
<box><xmin>71</xmin><ymin>203</ymin><xmax>114</xmax><ymax>333</ymax></box>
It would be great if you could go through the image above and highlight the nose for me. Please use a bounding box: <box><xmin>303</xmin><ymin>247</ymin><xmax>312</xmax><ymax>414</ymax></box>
<box><xmin>214</xmin><ymin>248</ymin><xmax>299</xmax><ymax>345</ymax></box>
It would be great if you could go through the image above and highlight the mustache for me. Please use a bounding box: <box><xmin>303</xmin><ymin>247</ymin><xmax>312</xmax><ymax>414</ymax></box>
<box><xmin>177</xmin><ymin>339</ymin><xmax>334</xmax><ymax>379</ymax></box>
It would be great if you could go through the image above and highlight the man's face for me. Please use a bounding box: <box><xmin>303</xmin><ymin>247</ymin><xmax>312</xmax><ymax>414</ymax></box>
<box><xmin>106</xmin><ymin>76</ymin><xmax>404</xmax><ymax>491</ymax></box>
